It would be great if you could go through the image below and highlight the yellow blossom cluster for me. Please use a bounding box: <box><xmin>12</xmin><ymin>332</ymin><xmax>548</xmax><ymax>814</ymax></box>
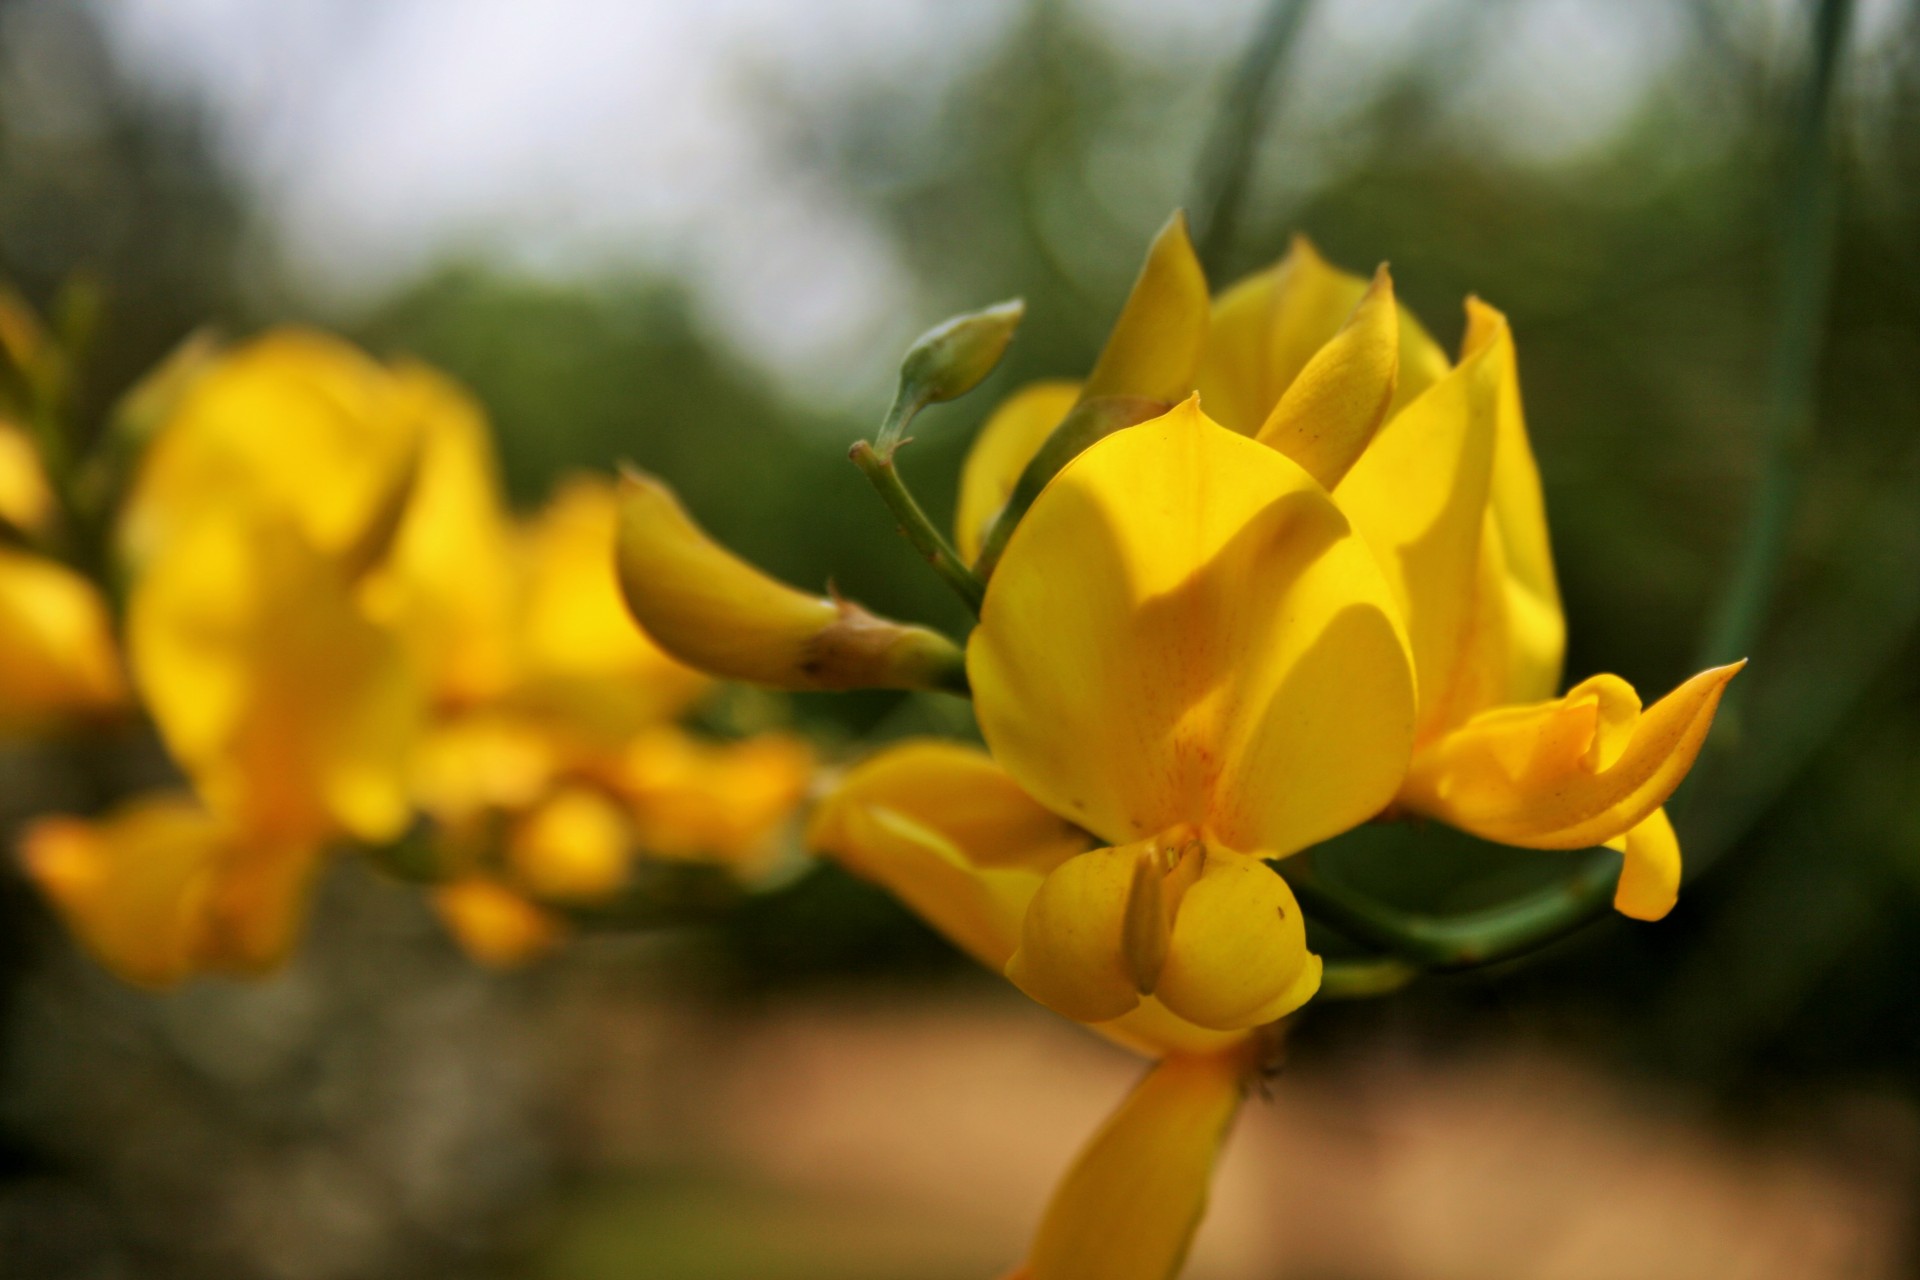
<box><xmin>2</xmin><ymin>316</ymin><xmax>812</xmax><ymax>985</ymax></box>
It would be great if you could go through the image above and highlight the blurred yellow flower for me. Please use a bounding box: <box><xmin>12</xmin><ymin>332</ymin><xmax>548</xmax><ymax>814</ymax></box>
<box><xmin>511</xmin><ymin>475</ymin><xmax>710</xmax><ymax>739</ymax></box>
<box><xmin>22</xmin><ymin>329</ymin><xmax>815</xmax><ymax>982</ymax></box>
<box><xmin>21</xmin><ymin>792</ymin><xmax>321</xmax><ymax>988</ymax></box>
<box><xmin>0</xmin><ymin>420</ymin><xmax>54</xmax><ymax>533</ymax></box>
<box><xmin>0</xmin><ymin>546</ymin><xmax>125</xmax><ymax>730</ymax></box>
<box><xmin>118</xmin><ymin>329</ymin><xmax>426</xmax><ymax>568</ymax></box>
<box><xmin>0</xmin><ymin>421</ymin><xmax>126</xmax><ymax>730</ymax></box>
<box><xmin>619</xmin><ymin>727</ymin><xmax>812</xmax><ymax>873</ymax></box>
<box><xmin>431</xmin><ymin>875</ymin><xmax>564</xmax><ymax>969</ymax></box>
<box><xmin>411</xmin><ymin>473</ymin><xmax>813</xmax><ymax>962</ymax></box>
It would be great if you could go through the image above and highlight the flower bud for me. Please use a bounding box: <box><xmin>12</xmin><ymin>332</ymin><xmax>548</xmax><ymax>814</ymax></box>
<box><xmin>897</xmin><ymin>298</ymin><xmax>1025</xmax><ymax>408</ymax></box>
<box><xmin>614</xmin><ymin>469</ymin><xmax>967</xmax><ymax>693</ymax></box>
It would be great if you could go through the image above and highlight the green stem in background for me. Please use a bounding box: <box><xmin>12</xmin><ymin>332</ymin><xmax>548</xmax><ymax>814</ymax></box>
<box><xmin>1316</xmin><ymin>955</ymin><xmax>1419</xmax><ymax>1001</ymax></box>
<box><xmin>849</xmin><ymin>438</ymin><xmax>986</xmax><ymax>615</ymax></box>
<box><xmin>1284</xmin><ymin>849</ymin><xmax>1621</xmax><ymax>972</ymax></box>
<box><xmin>1190</xmin><ymin>0</ymin><xmax>1316</xmax><ymax>280</ymax></box>
<box><xmin>1694</xmin><ymin>0</ymin><xmax>1854</xmax><ymax>674</ymax></box>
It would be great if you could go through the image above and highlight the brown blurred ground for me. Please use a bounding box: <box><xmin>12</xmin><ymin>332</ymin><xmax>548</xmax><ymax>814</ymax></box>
<box><xmin>550</xmin><ymin>965</ymin><xmax>1916</xmax><ymax>1280</ymax></box>
<box><xmin>1</xmin><ymin>864</ymin><xmax>1911</xmax><ymax>1280</ymax></box>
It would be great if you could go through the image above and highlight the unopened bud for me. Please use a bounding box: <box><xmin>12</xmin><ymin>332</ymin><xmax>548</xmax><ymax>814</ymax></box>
<box><xmin>614</xmin><ymin>468</ymin><xmax>967</xmax><ymax>694</ymax></box>
<box><xmin>898</xmin><ymin>298</ymin><xmax>1025</xmax><ymax>409</ymax></box>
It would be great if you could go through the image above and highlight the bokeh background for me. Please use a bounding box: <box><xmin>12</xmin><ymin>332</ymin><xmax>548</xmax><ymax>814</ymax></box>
<box><xmin>2</xmin><ymin>0</ymin><xmax>1918</xmax><ymax>1276</ymax></box>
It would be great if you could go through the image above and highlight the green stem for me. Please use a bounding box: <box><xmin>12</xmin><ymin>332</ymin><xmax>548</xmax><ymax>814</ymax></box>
<box><xmin>848</xmin><ymin>439</ymin><xmax>986</xmax><ymax>615</ymax></box>
<box><xmin>1190</xmin><ymin>0</ymin><xmax>1316</xmax><ymax>279</ymax></box>
<box><xmin>874</xmin><ymin>386</ymin><xmax>926</xmax><ymax>456</ymax></box>
<box><xmin>1316</xmin><ymin>955</ymin><xmax>1419</xmax><ymax>1001</ymax></box>
<box><xmin>1284</xmin><ymin>849</ymin><xmax>1621</xmax><ymax>971</ymax></box>
<box><xmin>1695</xmin><ymin>0</ymin><xmax>1853</xmax><ymax>672</ymax></box>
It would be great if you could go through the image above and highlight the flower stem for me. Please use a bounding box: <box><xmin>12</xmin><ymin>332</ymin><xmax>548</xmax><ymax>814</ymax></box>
<box><xmin>849</xmin><ymin>439</ymin><xmax>986</xmax><ymax>615</ymax></box>
<box><xmin>1284</xmin><ymin>849</ymin><xmax>1620</xmax><ymax>972</ymax></box>
<box><xmin>1695</xmin><ymin>0</ymin><xmax>1854</xmax><ymax>672</ymax></box>
<box><xmin>1190</xmin><ymin>0</ymin><xmax>1316</xmax><ymax>280</ymax></box>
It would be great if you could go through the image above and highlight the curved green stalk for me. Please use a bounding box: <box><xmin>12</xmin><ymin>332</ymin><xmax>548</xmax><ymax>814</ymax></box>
<box><xmin>1284</xmin><ymin>849</ymin><xmax>1621</xmax><ymax>972</ymax></box>
<box><xmin>849</xmin><ymin>439</ymin><xmax>986</xmax><ymax>615</ymax></box>
<box><xmin>1316</xmin><ymin>955</ymin><xmax>1420</xmax><ymax>1001</ymax></box>
<box><xmin>1190</xmin><ymin>0</ymin><xmax>1316</xmax><ymax>279</ymax></box>
<box><xmin>1695</xmin><ymin>0</ymin><xmax>1854</xmax><ymax>672</ymax></box>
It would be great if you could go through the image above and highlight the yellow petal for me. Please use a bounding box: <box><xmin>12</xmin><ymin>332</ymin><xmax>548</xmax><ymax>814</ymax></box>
<box><xmin>1463</xmin><ymin>300</ymin><xmax>1565</xmax><ymax>710</ymax></box>
<box><xmin>433</xmin><ymin>877</ymin><xmax>562</xmax><ymax>967</ymax></box>
<box><xmin>121</xmin><ymin>329</ymin><xmax>422</xmax><ymax>567</ymax></box>
<box><xmin>1005</xmin><ymin>842</ymin><xmax>1151</xmax><ymax>1024</ymax></box>
<box><xmin>807</xmin><ymin>740</ymin><xmax>1087</xmax><ymax>968</ymax></box>
<box><xmin>1607</xmin><ymin>806</ymin><xmax>1681</xmax><ymax>921</ymax></box>
<box><xmin>969</xmin><ymin>397</ymin><xmax>1415</xmax><ymax>857</ymax></box>
<box><xmin>0</xmin><ymin>547</ymin><xmax>126</xmax><ymax>728</ymax></box>
<box><xmin>130</xmin><ymin>509</ymin><xmax>423</xmax><ymax>844</ymax></box>
<box><xmin>837</xmin><ymin>805</ymin><xmax>1047</xmax><ymax>973</ymax></box>
<box><xmin>1026</xmin><ymin>1049</ymin><xmax>1250</xmax><ymax>1280</ymax></box>
<box><xmin>1092</xmin><ymin>1000</ymin><xmax>1252</xmax><ymax>1061</ymax></box>
<box><xmin>1079</xmin><ymin>212</ymin><xmax>1210</xmax><ymax>405</ymax></box>
<box><xmin>954</xmin><ymin>380</ymin><xmax>1081</xmax><ymax>562</ymax></box>
<box><xmin>1009</xmin><ymin>836</ymin><xmax>1324</xmax><ymax>1033</ymax></box>
<box><xmin>1334</xmin><ymin>324</ymin><xmax>1505</xmax><ymax>740</ymax></box>
<box><xmin>1403</xmin><ymin>662</ymin><xmax>1744</xmax><ymax>850</ymax></box>
<box><xmin>615</xmin><ymin>469</ymin><xmax>965</xmax><ymax>692</ymax></box>
<box><xmin>808</xmin><ymin>743</ymin><xmax>1246</xmax><ymax>1057</ymax></box>
<box><xmin>507</xmin><ymin>784</ymin><xmax>634</xmax><ymax>902</ymax></box>
<box><xmin>807</xmin><ymin>740</ymin><xmax>1088</xmax><ymax>874</ymax></box>
<box><xmin>19</xmin><ymin>793</ymin><xmax>321</xmax><ymax>988</ymax></box>
<box><xmin>410</xmin><ymin>713</ymin><xmax>557</xmax><ymax>824</ymax></box>
<box><xmin>1155</xmin><ymin>847</ymin><xmax>1321</xmax><ymax>1030</ymax></box>
<box><xmin>1253</xmin><ymin>265</ymin><xmax>1399</xmax><ymax>489</ymax></box>
<box><xmin>0</xmin><ymin>421</ymin><xmax>52</xmax><ymax>533</ymax></box>
<box><xmin>1195</xmin><ymin>237</ymin><xmax>1449</xmax><ymax>437</ymax></box>
<box><xmin>620</xmin><ymin>728</ymin><xmax>813</xmax><ymax>871</ymax></box>
<box><xmin>367</xmin><ymin>362</ymin><xmax>522</xmax><ymax>707</ymax></box>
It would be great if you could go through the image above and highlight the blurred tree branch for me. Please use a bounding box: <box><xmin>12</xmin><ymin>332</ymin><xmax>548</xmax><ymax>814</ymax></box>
<box><xmin>1190</xmin><ymin>0</ymin><xmax>1315</xmax><ymax>280</ymax></box>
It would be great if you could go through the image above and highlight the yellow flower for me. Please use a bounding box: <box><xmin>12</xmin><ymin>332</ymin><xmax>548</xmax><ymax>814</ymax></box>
<box><xmin>0</xmin><ymin>422</ymin><xmax>126</xmax><ymax>730</ymax></box>
<box><xmin>365</xmin><ymin>362</ymin><xmax>523</xmax><ymax>708</ymax></box>
<box><xmin>20</xmin><ymin>792</ymin><xmax>322</xmax><ymax>988</ymax></box>
<box><xmin>810</xmin><ymin>733</ymin><xmax>1281</xmax><ymax>1280</ymax></box>
<box><xmin>505</xmin><ymin>783</ymin><xmax>635</xmax><ymax>903</ymax></box>
<box><xmin>16</xmin><ymin>332</ymin><xmax>446</xmax><ymax>986</ymax></box>
<box><xmin>817</xmin><ymin>221</ymin><xmax>1748</xmax><ymax>1280</ymax></box>
<box><xmin>0</xmin><ymin>420</ymin><xmax>54</xmax><ymax>534</ymax></box>
<box><xmin>431</xmin><ymin>875</ymin><xmax>564</xmax><ymax>968</ymax></box>
<box><xmin>958</xmin><ymin>218</ymin><xmax>1740</xmax><ymax>922</ymax></box>
<box><xmin>120</xmin><ymin>329</ymin><xmax>425</xmax><ymax>568</ymax></box>
<box><xmin>618</xmin><ymin>727</ymin><xmax>813</xmax><ymax>874</ymax></box>
<box><xmin>512</xmin><ymin>475</ymin><xmax>709</xmax><ymax>740</ymax></box>
<box><xmin>0</xmin><ymin>546</ymin><xmax>125</xmax><ymax>730</ymax></box>
<box><xmin>129</xmin><ymin>503</ymin><xmax>423</xmax><ymax>847</ymax></box>
<box><xmin>806</xmin><ymin>244</ymin><xmax>1431</xmax><ymax>1273</ymax></box>
<box><xmin>816</xmin><ymin>396</ymin><xmax>1416</xmax><ymax>1039</ymax></box>
<box><xmin>409</xmin><ymin>473</ymin><xmax>815</xmax><ymax>964</ymax></box>
<box><xmin>614</xmin><ymin>469</ymin><xmax>967</xmax><ymax>693</ymax></box>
